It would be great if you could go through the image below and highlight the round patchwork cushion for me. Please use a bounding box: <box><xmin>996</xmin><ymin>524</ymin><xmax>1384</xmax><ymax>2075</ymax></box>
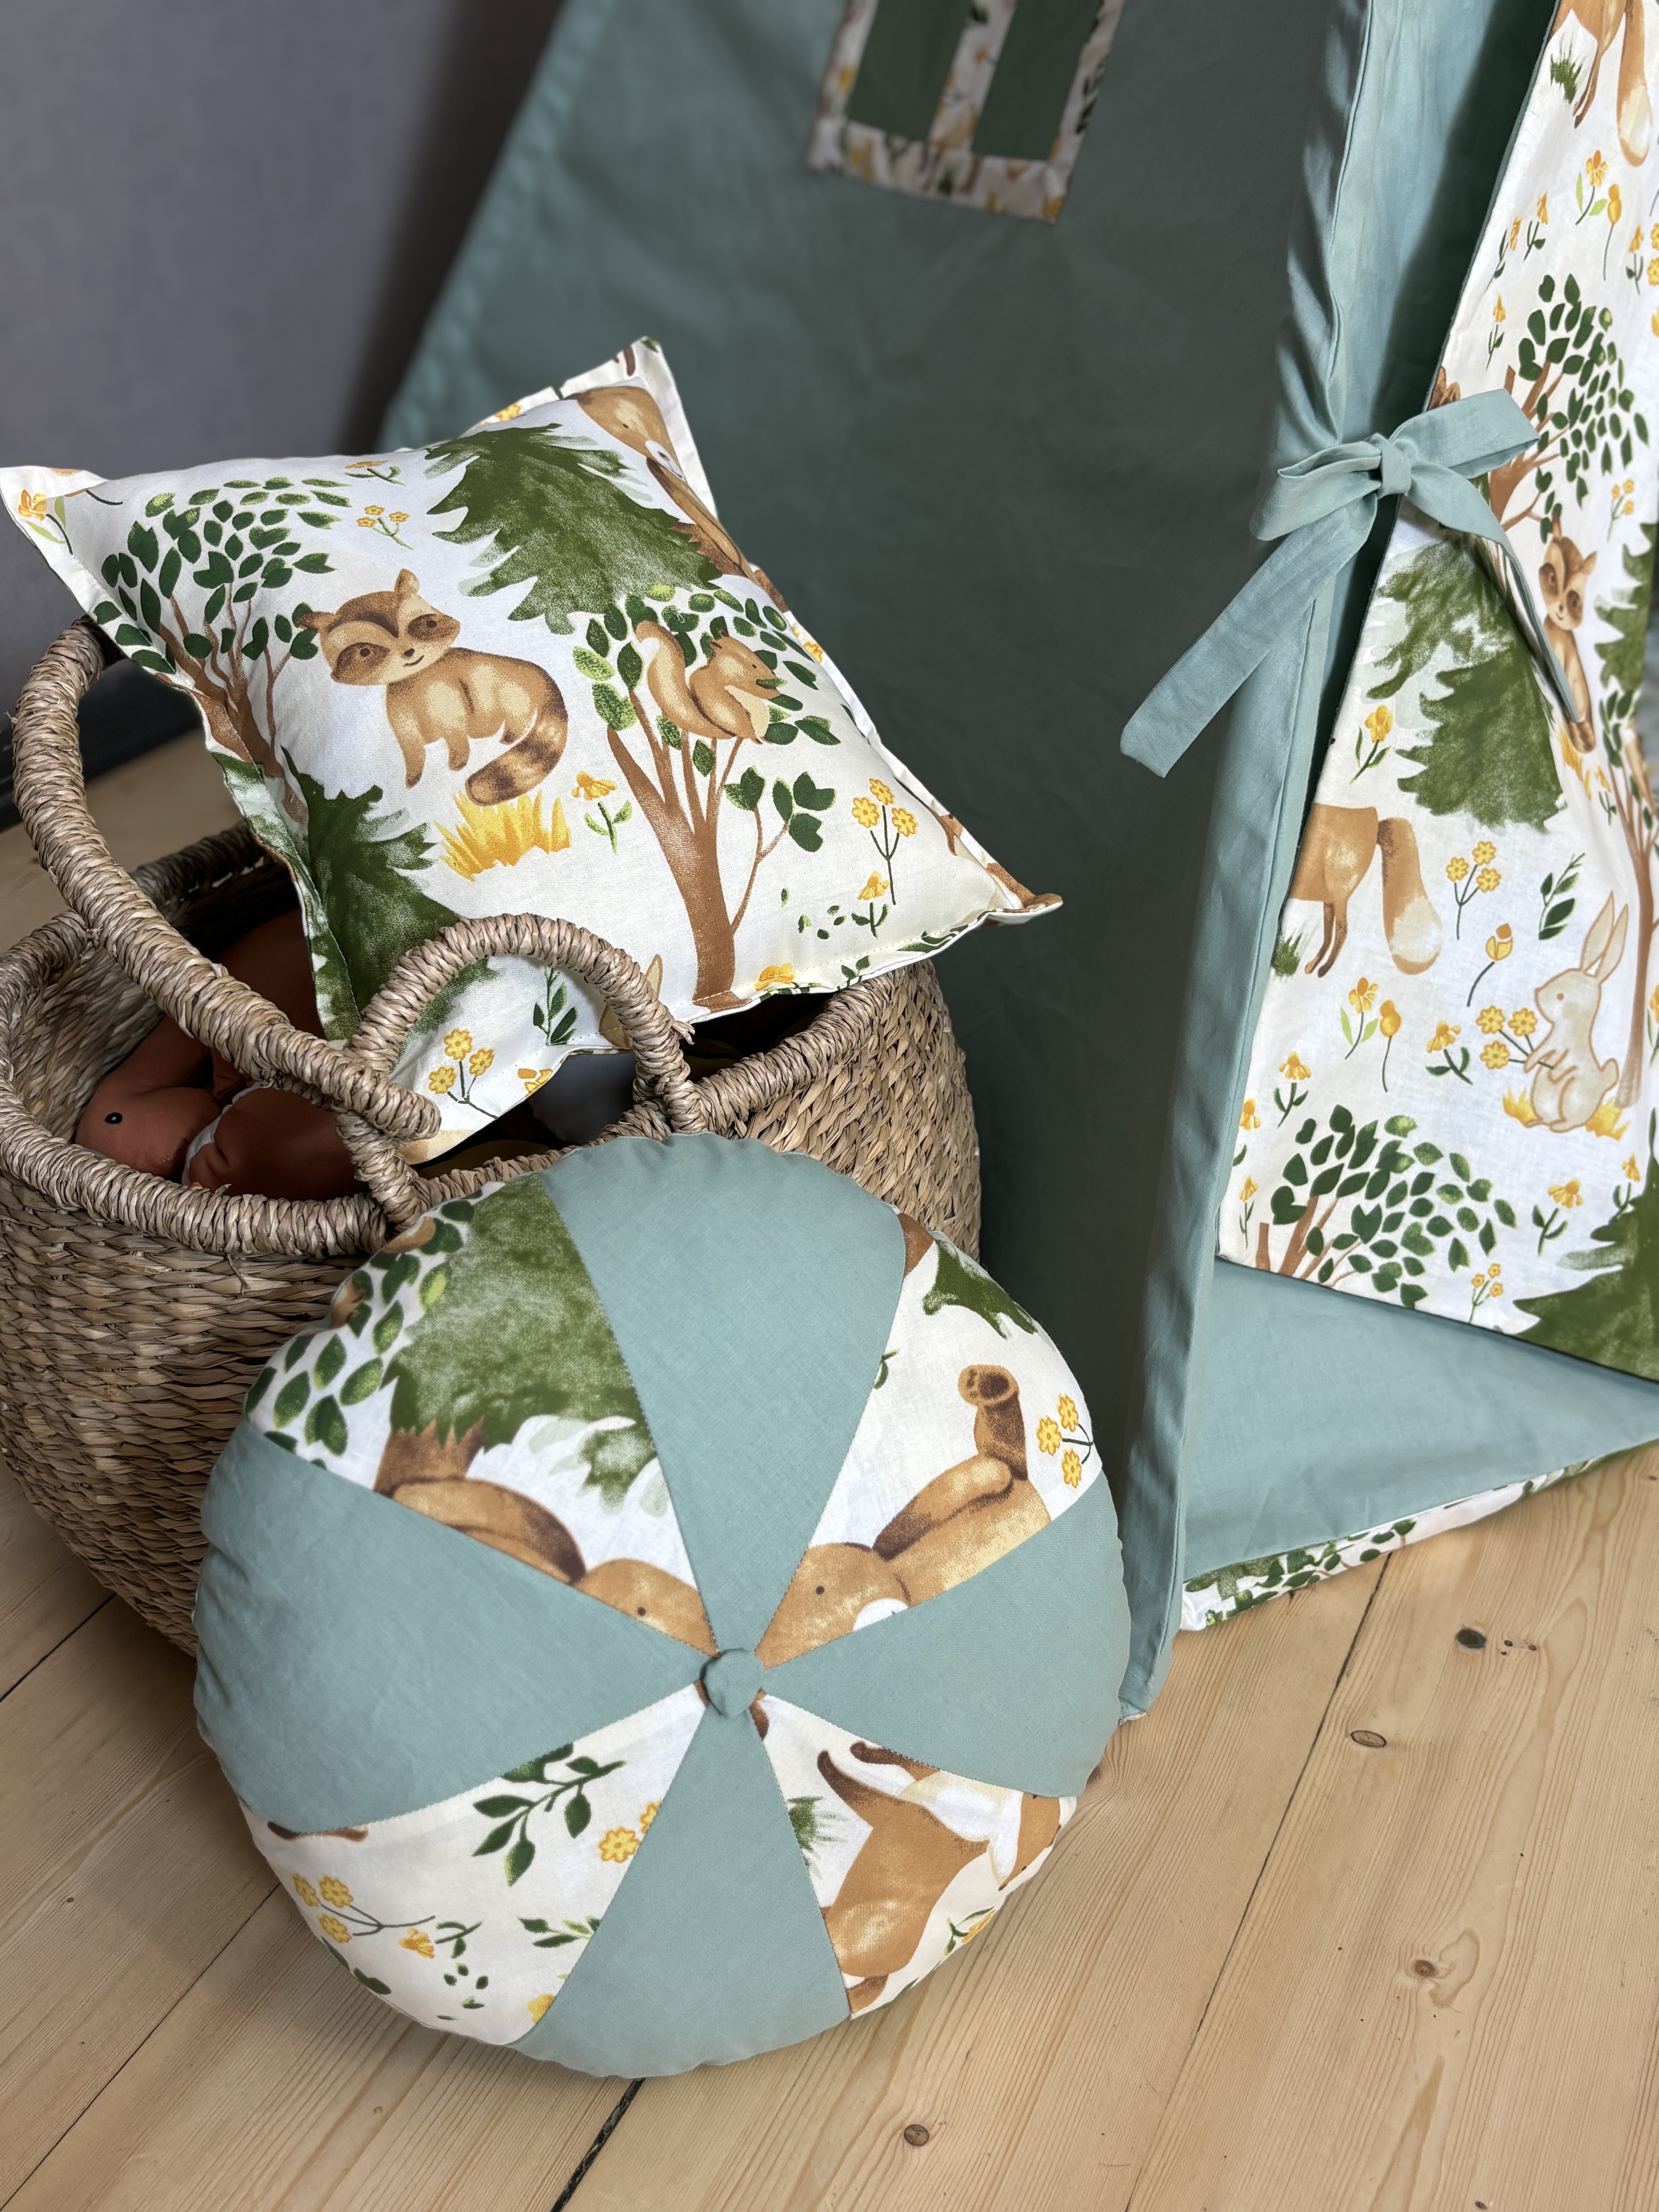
<box><xmin>194</xmin><ymin>1134</ymin><xmax>1130</xmax><ymax>2075</ymax></box>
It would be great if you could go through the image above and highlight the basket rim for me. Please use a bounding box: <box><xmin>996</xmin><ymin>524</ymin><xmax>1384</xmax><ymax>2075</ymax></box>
<box><xmin>0</xmin><ymin>823</ymin><xmax>928</xmax><ymax>1261</ymax></box>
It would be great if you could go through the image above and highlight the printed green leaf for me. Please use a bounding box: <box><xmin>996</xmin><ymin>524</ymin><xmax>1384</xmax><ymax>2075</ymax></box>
<box><xmin>304</xmin><ymin>1395</ymin><xmax>348</xmax><ymax>1454</ymax></box>
<box><xmin>573</xmin><ymin>648</ymin><xmax>611</xmax><ymax>680</ymax></box>
<box><xmin>314</xmin><ymin>1335</ymin><xmax>346</xmax><ymax>1387</ymax></box>
<box><xmin>792</xmin><ymin>773</ymin><xmax>835</xmax><ymax>811</ymax></box>
<box><xmin>271</xmin><ymin>1372</ymin><xmax>309</xmax><ymax>1427</ymax></box>
<box><xmin>592</xmin><ymin>683</ymin><xmax>637</xmax><ymax>730</ymax></box>
<box><xmin>787</xmin><ymin>813</ymin><xmax>823</xmax><ymax>852</ymax></box>
<box><xmin>127</xmin><ymin>522</ymin><xmax>158</xmax><ymax>572</ymax></box>
<box><xmin>504</xmin><ymin>1837</ymin><xmax>536</xmax><ymax>1885</ymax></box>
<box><xmin>563</xmin><ymin>1793</ymin><xmax>591</xmax><ymax>1838</ymax></box>
<box><xmin>341</xmin><ymin>1358</ymin><xmax>382</xmax><ymax>1405</ymax></box>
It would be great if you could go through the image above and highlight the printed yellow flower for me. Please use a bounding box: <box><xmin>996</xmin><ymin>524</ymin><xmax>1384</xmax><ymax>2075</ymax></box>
<box><xmin>1061</xmin><ymin>1448</ymin><xmax>1083</xmax><ymax>1489</ymax></box>
<box><xmin>1589</xmin><ymin>150</ymin><xmax>1608</xmax><ymax>187</ymax></box>
<box><xmin>598</xmin><ymin>1827</ymin><xmax>640</xmax><ymax>1863</ymax></box>
<box><xmin>572</xmin><ymin>771</ymin><xmax>617</xmax><ymax>799</ymax></box>
<box><xmin>1348</xmin><ymin>976</ymin><xmax>1377</xmax><ymax>1013</ymax></box>
<box><xmin>857</xmin><ymin>873</ymin><xmax>888</xmax><ymax>902</ymax></box>
<box><xmin>1510</xmin><ymin>1006</ymin><xmax>1537</xmax><ymax>1038</ymax></box>
<box><xmin>869</xmin><ymin>778</ymin><xmax>895</xmax><ymax>805</ymax></box>
<box><xmin>1058</xmin><ymin>1393</ymin><xmax>1079</xmax><ymax>1431</ymax></box>
<box><xmin>1475</xmin><ymin>866</ymin><xmax>1500</xmax><ymax>893</ymax></box>
<box><xmin>1364</xmin><ymin>704</ymin><xmax>1393</xmax><ymax>741</ymax></box>
<box><xmin>1446</xmin><ymin>855</ymin><xmax>1470</xmax><ymax>882</ymax></box>
<box><xmin>1538</xmin><ymin>193</ymin><xmax>1549</xmax><ymax>223</ymax></box>
<box><xmin>1489</xmin><ymin>1279</ymin><xmax>1504</xmax><ymax>1299</ymax></box>
<box><xmin>1036</xmin><ymin>1415</ymin><xmax>1062</xmax><ymax>1456</ymax></box>
<box><xmin>1240</xmin><ymin>1097</ymin><xmax>1260</xmax><ymax>1130</ymax></box>
<box><xmin>1239</xmin><ymin>1175</ymin><xmax>1259</xmax><ymax>1204</ymax></box>
<box><xmin>468</xmin><ymin>1047</ymin><xmax>495</xmax><ymax>1079</ymax></box>
<box><xmin>520</xmin><ymin>1067</ymin><xmax>553</xmax><ymax>1094</ymax></box>
<box><xmin>640</xmin><ymin>1800</ymin><xmax>661</xmax><ymax>1832</ymax></box>
<box><xmin>1472</xmin><ymin>1273</ymin><xmax>1486</xmax><ymax>1291</ymax></box>
<box><xmin>363</xmin><ymin>505</ymin><xmax>385</xmax><ymax>517</ymax></box>
<box><xmin>1490</xmin><ymin>1262</ymin><xmax>1501</xmax><ymax>1277</ymax></box>
<box><xmin>1549</xmin><ymin>1179</ymin><xmax>1583</xmax><ymax>1207</ymax></box>
<box><xmin>1508</xmin><ymin>218</ymin><xmax>1521</xmax><ymax>251</ymax></box>
<box><xmin>892</xmin><ymin>807</ymin><xmax>918</xmax><ymax>837</ymax></box>
<box><xmin>1609</xmin><ymin>184</ymin><xmax>1623</xmax><ymax>223</ymax></box>
<box><xmin>318</xmin><ymin>1915</ymin><xmax>352</xmax><ymax>1944</ymax></box>
<box><xmin>1471</xmin><ymin>840</ymin><xmax>1496</xmax><ymax>866</ymax></box>
<box><xmin>851</xmin><ymin>795</ymin><xmax>880</xmax><ymax>828</ymax></box>
<box><xmin>756</xmin><ymin>963</ymin><xmax>795</xmax><ymax>988</ymax></box>
<box><xmin>1650</xmin><ymin>983</ymin><xmax>1659</xmax><ymax>1022</ymax></box>
<box><xmin>1379</xmin><ymin>1001</ymin><xmax>1401</xmax><ymax>1038</ymax></box>
<box><xmin>1487</xmin><ymin>924</ymin><xmax>1513</xmax><ymax>962</ymax></box>
<box><xmin>294</xmin><ymin>1876</ymin><xmax>319</xmax><ymax>1908</ymax></box>
<box><xmin>527</xmin><ymin>1992</ymin><xmax>555</xmax><ymax>2022</ymax></box>
<box><xmin>1651</xmin><ymin>221</ymin><xmax>1659</xmax><ymax>247</ymax></box>
<box><xmin>1477</xmin><ymin>1005</ymin><xmax>1506</xmax><ymax>1034</ymax></box>
<box><xmin>1633</xmin><ymin>223</ymin><xmax>1645</xmax><ymax>251</ymax></box>
<box><xmin>1649</xmin><ymin>260</ymin><xmax>1659</xmax><ymax>287</ymax></box>
<box><xmin>356</xmin><ymin>515</ymin><xmax>377</xmax><ymax>527</ymax></box>
<box><xmin>400</xmin><ymin>1929</ymin><xmax>435</xmax><ymax>1958</ymax></box>
<box><xmin>389</xmin><ymin>510</ymin><xmax>408</xmax><ymax>523</ymax></box>
<box><xmin>1280</xmin><ymin>1052</ymin><xmax>1310</xmax><ymax>1080</ymax></box>
<box><xmin>1626</xmin><ymin>1155</ymin><xmax>1642</xmax><ymax>1182</ymax></box>
<box><xmin>1492</xmin><ymin>295</ymin><xmax>1506</xmax><ymax>325</ymax></box>
<box><xmin>319</xmin><ymin>1876</ymin><xmax>353</xmax><ymax>1909</ymax></box>
<box><xmin>16</xmin><ymin>489</ymin><xmax>47</xmax><ymax>520</ymax></box>
<box><xmin>1481</xmin><ymin>1039</ymin><xmax>1509</xmax><ymax>1069</ymax></box>
<box><xmin>443</xmin><ymin>1028</ymin><xmax>473</xmax><ymax>1060</ymax></box>
<box><xmin>428</xmin><ymin>1066</ymin><xmax>456</xmax><ymax>1096</ymax></box>
<box><xmin>1427</xmin><ymin>1021</ymin><xmax>1460</xmax><ymax>1053</ymax></box>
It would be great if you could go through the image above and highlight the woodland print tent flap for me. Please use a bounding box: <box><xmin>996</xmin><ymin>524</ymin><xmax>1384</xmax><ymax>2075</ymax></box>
<box><xmin>1223</xmin><ymin>12</ymin><xmax>1659</xmax><ymax>1384</ymax></box>
<box><xmin>4</xmin><ymin>342</ymin><xmax>1051</xmax><ymax>1163</ymax></box>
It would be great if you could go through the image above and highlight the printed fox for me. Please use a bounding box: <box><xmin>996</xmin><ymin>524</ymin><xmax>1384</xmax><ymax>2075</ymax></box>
<box><xmin>1287</xmin><ymin>805</ymin><xmax>1443</xmax><ymax>977</ymax></box>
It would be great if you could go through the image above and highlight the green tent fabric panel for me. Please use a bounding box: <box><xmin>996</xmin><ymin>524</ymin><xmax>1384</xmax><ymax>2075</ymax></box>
<box><xmin>195</xmin><ymin>1424</ymin><xmax>704</xmax><ymax>1831</ymax></box>
<box><xmin>518</xmin><ymin>1698</ymin><xmax>849</xmax><ymax>2073</ymax></box>
<box><xmin>383</xmin><ymin>0</ymin><xmax>1336</xmax><ymax>1470</ymax></box>
<box><xmin>540</xmin><ymin>1136</ymin><xmax>904</xmax><ymax>1654</ymax></box>
<box><xmin>765</xmin><ymin>1474</ymin><xmax>1125</xmax><ymax>1796</ymax></box>
<box><xmin>1115</xmin><ymin>0</ymin><xmax>1558</xmax><ymax>1714</ymax></box>
<box><xmin>973</xmin><ymin>0</ymin><xmax>1115</xmax><ymax>158</ymax></box>
<box><xmin>1187</xmin><ymin>1259</ymin><xmax>1659</xmax><ymax>1578</ymax></box>
<box><xmin>844</xmin><ymin>0</ymin><xmax>974</xmax><ymax>137</ymax></box>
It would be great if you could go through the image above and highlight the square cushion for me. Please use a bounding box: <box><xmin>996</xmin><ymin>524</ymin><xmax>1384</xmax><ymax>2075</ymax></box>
<box><xmin>5</xmin><ymin>342</ymin><xmax>1052</xmax><ymax>1159</ymax></box>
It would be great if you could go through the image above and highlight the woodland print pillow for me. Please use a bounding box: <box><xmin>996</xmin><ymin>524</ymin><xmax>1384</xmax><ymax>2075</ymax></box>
<box><xmin>5</xmin><ymin>342</ymin><xmax>1053</xmax><ymax>1161</ymax></box>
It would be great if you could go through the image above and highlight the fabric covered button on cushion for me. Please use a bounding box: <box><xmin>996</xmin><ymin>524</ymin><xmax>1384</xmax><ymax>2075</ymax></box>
<box><xmin>193</xmin><ymin>1135</ymin><xmax>1128</xmax><ymax>2074</ymax></box>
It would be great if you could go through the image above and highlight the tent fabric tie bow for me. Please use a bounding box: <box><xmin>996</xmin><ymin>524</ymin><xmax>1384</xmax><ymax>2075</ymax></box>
<box><xmin>1120</xmin><ymin>390</ymin><xmax>1577</xmax><ymax>776</ymax></box>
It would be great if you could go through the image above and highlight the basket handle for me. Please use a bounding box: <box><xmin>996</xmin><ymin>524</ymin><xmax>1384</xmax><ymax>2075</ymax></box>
<box><xmin>335</xmin><ymin>914</ymin><xmax>709</xmax><ymax>1230</ymax></box>
<box><xmin>12</xmin><ymin>623</ymin><xmax>437</xmax><ymax>1144</ymax></box>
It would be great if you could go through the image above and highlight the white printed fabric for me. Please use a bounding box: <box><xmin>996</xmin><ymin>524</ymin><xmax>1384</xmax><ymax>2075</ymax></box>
<box><xmin>4</xmin><ymin>340</ymin><xmax>1051</xmax><ymax>1163</ymax></box>
<box><xmin>808</xmin><ymin>0</ymin><xmax>1127</xmax><ymax>224</ymax></box>
<box><xmin>1226</xmin><ymin>20</ymin><xmax>1659</xmax><ymax>1383</ymax></box>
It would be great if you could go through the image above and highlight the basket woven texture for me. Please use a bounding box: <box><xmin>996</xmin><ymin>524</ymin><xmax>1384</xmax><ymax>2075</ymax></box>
<box><xmin>0</xmin><ymin>624</ymin><xmax>981</xmax><ymax>1649</ymax></box>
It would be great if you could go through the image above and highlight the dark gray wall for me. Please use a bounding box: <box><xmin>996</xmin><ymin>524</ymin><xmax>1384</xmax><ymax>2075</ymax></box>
<box><xmin>0</xmin><ymin>0</ymin><xmax>561</xmax><ymax>730</ymax></box>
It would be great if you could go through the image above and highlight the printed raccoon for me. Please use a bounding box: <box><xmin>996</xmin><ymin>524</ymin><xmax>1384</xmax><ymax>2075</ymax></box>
<box><xmin>298</xmin><ymin>569</ymin><xmax>567</xmax><ymax>805</ymax></box>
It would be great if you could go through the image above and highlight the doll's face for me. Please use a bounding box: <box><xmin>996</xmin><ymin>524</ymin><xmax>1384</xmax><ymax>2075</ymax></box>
<box><xmin>76</xmin><ymin>1085</ymin><xmax>219</xmax><ymax>1179</ymax></box>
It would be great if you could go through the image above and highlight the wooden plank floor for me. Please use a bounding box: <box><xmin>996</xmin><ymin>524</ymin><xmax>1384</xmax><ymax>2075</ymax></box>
<box><xmin>2</xmin><ymin>743</ymin><xmax>1658</xmax><ymax>2208</ymax></box>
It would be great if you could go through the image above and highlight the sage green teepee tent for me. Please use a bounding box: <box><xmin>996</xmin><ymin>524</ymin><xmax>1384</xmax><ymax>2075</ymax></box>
<box><xmin>385</xmin><ymin>0</ymin><xmax>1659</xmax><ymax>1714</ymax></box>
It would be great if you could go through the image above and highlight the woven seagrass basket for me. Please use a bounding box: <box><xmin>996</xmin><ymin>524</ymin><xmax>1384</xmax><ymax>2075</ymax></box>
<box><xmin>0</xmin><ymin>623</ymin><xmax>981</xmax><ymax>1649</ymax></box>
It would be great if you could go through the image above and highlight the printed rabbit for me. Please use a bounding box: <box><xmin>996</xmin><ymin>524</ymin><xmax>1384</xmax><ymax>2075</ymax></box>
<box><xmin>299</xmin><ymin>570</ymin><xmax>567</xmax><ymax>805</ymax></box>
<box><xmin>1526</xmin><ymin>894</ymin><xmax>1629</xmax><ymax>1132</ymax></box>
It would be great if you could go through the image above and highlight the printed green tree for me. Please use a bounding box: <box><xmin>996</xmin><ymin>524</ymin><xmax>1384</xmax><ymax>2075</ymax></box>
<box><xmin>1592</xmin><ymin>524</ymin><xmax>1657</xmax><ymax>1104</ymax></box>
<box><xmin>1516</xmin><ymin>1118</ymin><xmax>1659</xmax><ymax>1379</ymax></box>
<box><xmin>1486</xmin><ymin>272</ymin><xmax>1649</xmax><ymax>533</ymax></box>
<box><xmin>422</xmin><ymin>426</ymin><xmax>716</xmax><ymax>632</ymax></box>
<box><xmin>576</xmin><ymin>586</ymin><xmax>840</xmax><ymax>1008</ymax></box>
<box><xmin>297</xmin><ymin>769</ymin><xmax>461</xmax><ymax>1021</ymax></box>
<box><xmin>381</xmin><ymin>1175</ymin><xmax>658</xmax><ymax>1498</ymax></box>
<box><xmin>1369</xmin><ymin>539</ymin><xmax>1561</xmax><ymax>831</ymax></box>
<box><xmin>81</xmin><ymin>474</ymin><xmax>349</xmax><ymax>769</ymax></box>
<box><xmin>1257</xmin><ymin>1107</ymin><xmax>1513</xmax><ymax>1309</ymax></box>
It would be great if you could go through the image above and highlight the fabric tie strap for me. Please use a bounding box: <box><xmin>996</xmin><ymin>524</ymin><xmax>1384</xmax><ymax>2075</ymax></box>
<box><xmin>1120</xmin><ymin>390</ymin><xmax>1577</xmax><ymax>775</ymax></box>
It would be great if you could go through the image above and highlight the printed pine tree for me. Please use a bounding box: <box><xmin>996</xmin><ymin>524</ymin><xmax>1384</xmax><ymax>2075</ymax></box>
<box><xmin>423</xmin><ymin>426</ymin><xmax>716</xmax><ymax>632</ymax></box>
<box><xmin>1370</xmin><ymin>538</ymin><xmax>1561</xmax><ymax>831</ymax></box>
<box><xmin>1594</xmin><ymin>525</ymin><xmax>1656</xmax><ymax>1100</ymax></box>
<box><xmin>1516</xmin><ymin>1135</ymin><xmax>1659</xmax><ymax>1381</ymax></box>
<box><xmin>384</xmin><ymin>1175</ymin><xmax>657</xmax><ymax>1498</ymax></box>
<box><xmin>296</xmin><ymin>769</ymin><xmax>460</xmax><ymax>1024</ymax></box>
